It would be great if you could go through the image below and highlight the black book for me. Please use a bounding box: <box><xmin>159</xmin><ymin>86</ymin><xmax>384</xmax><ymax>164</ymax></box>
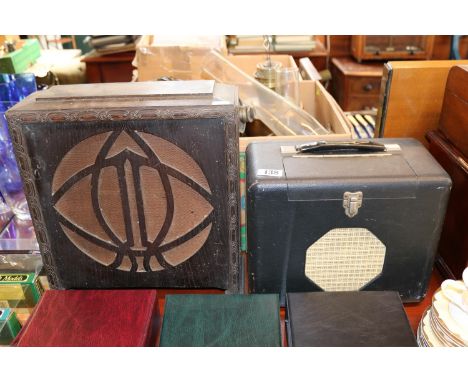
<box><xmin>286</xmin><ymin>291</ymin><xmax>417</xmax><ymax>347</ymax></box>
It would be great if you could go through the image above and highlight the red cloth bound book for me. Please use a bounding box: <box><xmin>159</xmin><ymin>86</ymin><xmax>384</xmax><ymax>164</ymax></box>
<box><xmin>13</xmin><ymin>289</ymin><xmax>159</xmax><ymax>347</ymax></box>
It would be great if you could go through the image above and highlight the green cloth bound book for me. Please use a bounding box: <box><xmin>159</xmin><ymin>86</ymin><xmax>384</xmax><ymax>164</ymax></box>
<box><xmin>160</xmin><ymin>294</ymin><xmax>281</xmax><ymax>347</ymax></box>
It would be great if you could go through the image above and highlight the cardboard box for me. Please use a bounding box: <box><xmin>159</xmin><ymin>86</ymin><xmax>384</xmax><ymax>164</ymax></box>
<box><xmin>134</xmin><ymin>35</ymin><xmax>227</xmax><ymax>81</ymax></box>
<box><xmin>0</xmin><ymin>35</ymin><xmax>20</xmax><ymax>46</ymax></box>
<box><xmin>134</xmin><ymin>43</ymin><xmax>351</xmax><ymax>142</ymax></box>
<box><xmin>225</xmin><ymin>55</ymin><xmax>351</xmax><ymax>148</ymax></box>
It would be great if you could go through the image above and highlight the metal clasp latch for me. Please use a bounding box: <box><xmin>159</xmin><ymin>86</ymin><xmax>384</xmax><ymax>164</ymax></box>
<box><xmin>343</xmin><ymin>191</ymin><xmax>363</xmax><ymax>218</ymax></box>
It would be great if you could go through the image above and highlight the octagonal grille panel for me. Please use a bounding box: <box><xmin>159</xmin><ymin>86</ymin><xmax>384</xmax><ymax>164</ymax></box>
<box><xmin>305</xmin><ymin>228</ymin><xmax>385</xmax><ymax>291</ymax></box>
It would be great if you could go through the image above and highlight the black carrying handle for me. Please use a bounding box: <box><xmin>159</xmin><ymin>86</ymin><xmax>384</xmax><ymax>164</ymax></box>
<box><xmin>295</xmin><ymin>140</ymin><xmax>386</xmax><ymax>154</ymax></box>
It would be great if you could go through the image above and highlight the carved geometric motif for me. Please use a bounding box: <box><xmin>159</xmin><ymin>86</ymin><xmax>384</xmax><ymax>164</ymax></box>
<box><xmin>52</xmin><ymin>130</ymin><xmax>213</xmax><ymax>272</ymax></box>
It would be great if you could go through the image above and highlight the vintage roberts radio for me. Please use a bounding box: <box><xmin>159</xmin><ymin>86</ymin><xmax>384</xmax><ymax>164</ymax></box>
<box><xmin>246</xmin><ymin>139</ymin><xmax>451</xmax><ymax>303</ymax></box>
<box><xmin>6</xmin><ymin>80</ymin><xmax>241</xmax><ymax>292</ymax></box>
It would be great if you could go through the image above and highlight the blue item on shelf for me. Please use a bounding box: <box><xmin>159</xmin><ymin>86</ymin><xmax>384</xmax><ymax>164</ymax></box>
<box><xmin>0</xmin><ymin>73</ymin><xmax>37</xmax><ymax>220</ymax></box>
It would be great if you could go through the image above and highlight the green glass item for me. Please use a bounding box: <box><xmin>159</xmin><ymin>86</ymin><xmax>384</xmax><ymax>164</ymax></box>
<box><xmin>160</xmin><ymin>294</ymin><xmax>281</xmax><ymax>347</ymax></box>
<box><xmin>239</xmin><ymin>152</ymin><xmax>246</xmax><ymax>251</ymax></box>
<box><xmin>0</xmin><ymin>308</ymin><xmax>21</xmax><ymax>345</ymax></box>
<box><xmin>0</xmin><ymin>39</ymin><xmax>41</xmax><ymax>74</ymax></box>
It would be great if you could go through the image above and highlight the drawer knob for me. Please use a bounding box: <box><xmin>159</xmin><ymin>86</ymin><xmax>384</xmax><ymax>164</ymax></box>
<box><xmin>363</xmin><ymin>83</ymin><xmax>374</xmax><ymax>92</ymax></box>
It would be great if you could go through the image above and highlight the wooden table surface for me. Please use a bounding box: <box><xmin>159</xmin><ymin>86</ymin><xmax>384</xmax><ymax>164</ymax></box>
<box><xmin>404</xmin><ymin>267</ymin><xmax>444</xmax><ymax>333</ymax></box>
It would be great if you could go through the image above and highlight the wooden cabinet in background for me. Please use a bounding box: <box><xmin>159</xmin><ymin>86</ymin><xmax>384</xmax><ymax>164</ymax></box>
<box><xmin>375</xmin><ymin>60</ymin><xmax>468</xmax><ymax>145</ymax></box>
<box><xmin>426</xmin><ymin>65</ymin><xmax>468</xmax><ymax>280</ymax></box>
<box><xmin>318</xmin><ymin>35</ymin><xmax>466</xmax><ymax>61</ymax></box>
<box><xmin>82</xmin><ymin>51</ymin><xmax>135</xmax><ymax>83</ymax></box>
<box><xmin>351</xmin><ymin>36</ymin><xmax>435</xmax><ymax>62</ymax></box>
<box><xmin>330</xmin><ymin>57</ymin><xmax>383</xmax><ymax>111</ymax></box>
<box><xmin>432</xmin><ymin>35</ymin><xmax>468</xmax><ymax>59</ymax></box>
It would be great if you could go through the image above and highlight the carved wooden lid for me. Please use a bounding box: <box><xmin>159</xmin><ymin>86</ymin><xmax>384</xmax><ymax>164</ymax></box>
<box><xmin>8</xmin><ymin>80</ymin><xmax>238</xmax><ymax>113</ymax></box>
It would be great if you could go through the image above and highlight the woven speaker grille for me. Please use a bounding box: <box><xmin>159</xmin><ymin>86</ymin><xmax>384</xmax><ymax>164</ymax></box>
<box><xmin>305</xmin><ymin>228</ymin><xmax>385</xmax><ymax>291</ymax></box>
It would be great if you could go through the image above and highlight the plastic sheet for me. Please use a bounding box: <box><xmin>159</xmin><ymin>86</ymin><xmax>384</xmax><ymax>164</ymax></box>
<box><xmin>202</xmin><ymin>50</ymin><xmax>329</xmax><ymax>136</ymax></box>
<box><xmin>0</xmin><ymin>217</ymin><xmax>40</xmax><ymax>272</ymax></box>
<box><xmin>0</xmin><ymin>253</ymin><xmax>42</xmax><ymax>273</ymax></box>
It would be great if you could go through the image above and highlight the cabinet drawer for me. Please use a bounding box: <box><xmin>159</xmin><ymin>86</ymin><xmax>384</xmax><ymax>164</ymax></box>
<box><xmin>349</xmin><ymin>77</ymin><xmax>381</xmax><ymax>96</ymax></box>
<box><xmin>346</xmin><ymin>96</ymin><xmax>380</xmax><ymax>111</ymax></box>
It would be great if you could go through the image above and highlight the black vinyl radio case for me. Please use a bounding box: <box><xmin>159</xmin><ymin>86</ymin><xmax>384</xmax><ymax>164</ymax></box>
<box><xmin>246</xmin><ymin>139</ymin><xmax>451</xmax><ymax>303</ymax></box>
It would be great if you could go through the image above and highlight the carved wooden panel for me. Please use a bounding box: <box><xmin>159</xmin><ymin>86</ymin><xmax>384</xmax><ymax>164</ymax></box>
<box><xmin>53</xmin><ymin>130</ymin><xmax>214</xmax><ymax>273</ymax></box>
<box><xmin>6</xmin><ymin>82</ymin><xmax>240</xmax><ymax>291</ymax></box>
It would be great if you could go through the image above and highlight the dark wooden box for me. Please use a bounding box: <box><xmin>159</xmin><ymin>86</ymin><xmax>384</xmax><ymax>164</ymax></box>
<box><xmin>427</xmin><ymin>131</ymin><xmax>468</xmax><ymax>279</ymax></box>
<box><xmin>438</xmin><ymin>65</ymin><xmax>468</xmax><ymax>157</ymax></box>
<box><xmin>13</xmin><ymin>289</ymin><xmax>159</xmax><ymax>346</ymax></box>
<box><xmin>425</xmin><ymin>65</ymin><xmax>468</xmax><ymax>279</ymax></box>
<box><xmin>6</xmin><ymin>80</ymin><xmax>241</xmax><ymax>292</ymax></box>
<box><xmin>246</xmin><ymin>138</ymin><xmax>451</xmax><ymax>304</ymax></box>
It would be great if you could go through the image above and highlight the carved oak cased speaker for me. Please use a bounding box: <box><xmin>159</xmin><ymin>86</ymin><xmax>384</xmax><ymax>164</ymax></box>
<box><xmin>6</xmin><ymin>81</ymin><xmax>241</xmax><ymax>291</ymax></box>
